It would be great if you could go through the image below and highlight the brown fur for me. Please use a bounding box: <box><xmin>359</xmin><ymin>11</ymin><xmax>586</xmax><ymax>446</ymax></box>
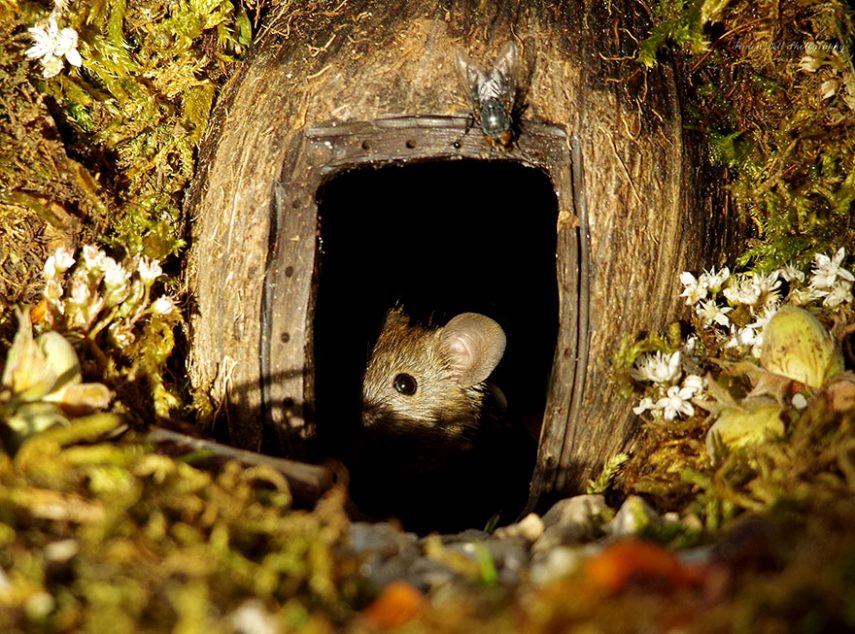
<box><xmin>361</xmin><ymin>308</ymin><xmax>487</xmax><ymax>444</ymax></box>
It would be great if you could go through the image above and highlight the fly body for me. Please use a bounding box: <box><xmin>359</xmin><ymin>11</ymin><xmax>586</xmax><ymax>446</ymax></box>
<box><xmin>456</xmin><ymin>40</ymin><xmax>524</xmax><ymax>149</ymax></box>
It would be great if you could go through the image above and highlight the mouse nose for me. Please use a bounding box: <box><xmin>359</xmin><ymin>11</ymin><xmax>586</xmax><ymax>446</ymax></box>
<box><xmin>360</xmin><ymin>403</ymin><xmax>383</xmax><ymax>428</ymax></box>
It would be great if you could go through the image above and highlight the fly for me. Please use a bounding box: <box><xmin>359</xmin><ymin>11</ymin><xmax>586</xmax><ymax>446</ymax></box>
<box><xmin>456</xmin><ymin>41</ymin><xmax>525</xmax><ymax>149</ymax></box>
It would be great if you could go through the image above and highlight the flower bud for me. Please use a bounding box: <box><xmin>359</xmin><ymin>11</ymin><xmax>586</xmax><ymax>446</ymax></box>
<box><xmin>706</xmin><ymin>400</ymin><xmax>785</xmax><ymax>460</ymax></box>
<box><xmin>759</xmin><ymin>306</ymin><xmax>843</xmax><ymax>388</ymax></box>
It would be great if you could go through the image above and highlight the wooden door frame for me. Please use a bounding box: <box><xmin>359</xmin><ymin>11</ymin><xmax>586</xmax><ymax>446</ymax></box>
<box><xmin>260</xmin><ymin>115</ymin><xmax>589</xmax><ymax>507</ymax></box>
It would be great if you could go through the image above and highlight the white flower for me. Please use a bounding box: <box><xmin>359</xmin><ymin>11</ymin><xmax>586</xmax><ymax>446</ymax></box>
<box><xmin>631</xmin><ymin>351</ymin><xmax>682</xmax><ymax>384</ymax></box>
<box><xmin>137</xmin><ymin>257</ymin><xmax>163</xmax><ymax>284</ymax></box>
<box><xmin>723</xmin><ymin>274</ymin><xmax>761</xmax><ymax>306</ymax></box>
<box><xmin>25</xmin><ymin>15</ymin><xmax>82</xmax><ymax>78</ymax></box>
<box><xmin>755</xmin><ymin>271</ymin><xmax>782</xmax><ymax>306</ymax></box>
<box><xmin>81</xmin><ymin>245</ymin><xmax>106</xmax><ymax>269</ymax></box>
<box><xmin>699</xmin><ymin>266</ymin><xmax>730</xmax><ymax>294</ymax></box>
<box><xmin>151</xmin><ymin>296</ymin><xmax>176</xmax><ymax>315</ymax></box>
<box><xmin>682</xmin><ymin>334</ymin><xmax>699</xmax><ymax>356</ymax></box>
<box><xmin>736</xmin><ymin>325</ymin><xmax>759</xmax><ymax>347</ymax></box>
<box><xmin>792</xmin><ymin>393</ymin><xmax>808</xmax><ymax>410</ymax></box>
<box><xmin>811</xmin><ymin>248</ymin><xmax>853</xmax><ymax>290</ymax></box>
<box><xmin>791</xmin><ymin>285</ymin><xmax>826</xmax><ymax>306</ymax></box>
<box><xmin>725</xmin><ymin>325</ymin><xmax>760</xmax><ymax>352</ymax></box>
<box><xmin>743</xmin><ymin>305</ymin><xmax>779</xmax><ymax>356</ymax></box>
<box><xmin>68</xmin><ymin>275</ymin><xmax>91</xmax><ymax>304</ymax></box>
<box><xmin>748</xmin><ymin>305</ymin><xmax>779</xmax><ymax>332</ymax></box>
<box><xmin>821</xmin><ymin>78</ymin><xmax>840</xmax><ymax>100</ymax></box>
<box><xmin>779</xmin><ymin>263</ymin><xmax>805</xmax><ymax>284</ymax></box>
<box><xmin>53</xmin><ymin>246</ymin><xmax>75</xmax><ymax>272</ymax></box>
<box><xmin>108</xmin><ymin>323</ymin><xmax>134</xmax><ymax>347</ymax></box>
<box><xmin>655</xmin><ymin>385</ymin><xmax>696</xmax><ymax>420</ymax></box>
<box><xmin>632</xmin><ymin>397</ymin><xmax>656</xmax><ymax>416</ymax></box>
<box><xmin>101</xmin><ymin>257</ymin><xmax>129</xmax><ymax>289</ymax></box>
<box><xmin>696</xmin><ymin>299</ymin><xmax>732</xmax><ymax>327</ymax></box>
<box><xmin>680</xmin><ymin>271</ymin><xmax>708</xmax><ymax>305</ymax></box>
<box><xmin>823</xmin><ymin>279</ymin><xmax>853</xmax><ymax>308</ymax></box>
<box><xmin>681</xmin><ymin>374</ymin><xmax>705</xmax><ymax>397</ymax></box>
<box><xmin>44</xmin><ymin>246</ymin><xmax>76</xmax><ymax>279</ymax></box>
<box><xmin>44</xmin><ymin>278</ymin><xmax>64</xmax><ymax>303</ymax></box>
<box><xmin>43</xmin><ymin>256</ymin><xmax>58</xmax><ymax>280</ymax></box>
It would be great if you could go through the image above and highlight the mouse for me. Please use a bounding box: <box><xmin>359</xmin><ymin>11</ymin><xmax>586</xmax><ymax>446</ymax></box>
<box><xmin>350</xmin><ymin>307</ymin><xmax>534</xmax><ymax>533</ymax></box>
<box><xmin>361</xmin><ymin>306</ymin><xmax>507</xmax><ymax>446</ymax></box>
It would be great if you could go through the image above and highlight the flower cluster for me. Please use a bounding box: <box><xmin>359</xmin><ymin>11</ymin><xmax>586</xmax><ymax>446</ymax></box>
<box><xmin>791</xmin><ymin>249</ymin><xmax>855</xmax><ymax>307</ymax></box>
<box><xmin>42</xmin><ymin>245</ymin><xmax>177</xmax><ymax>349</ymax></box>
<box><xmin>630</xmin><ymin>351</ymin><xmax>706</xmax><ymax>421</ymax></box>
<box><xmin>24</xmin><ymin>2</ymin><xmax>82</xmax><ymax>79</ymax></box>
<box><xmin>679</xmin><ymin>249</ymin><xmax>853</xmax><ymax>358</ymax></box>
<box><xmin>798</xmin><ymin>42</ymin><xmax>855</xmax><ymax>110</ymax></box>
<box><xmin>630</xmin><ymin>248</ymin><xmax>852</xmax><ymax>426</ymax></box>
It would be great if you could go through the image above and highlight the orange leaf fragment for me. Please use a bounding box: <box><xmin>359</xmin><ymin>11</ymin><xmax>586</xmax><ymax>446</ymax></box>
<box><xmin>584</xmin><ymin>539</ymin><xmax>702</xmax><ymax>594</ymax></box>
<box><xmin>361</xmin><ymin>581</ymin><xmax>426</xmax><ymax>629</ymax></box>
<box><xmin>30</xmin><ymin>300</ymin><xmax>48</xmax><ymax>325</ymax></box>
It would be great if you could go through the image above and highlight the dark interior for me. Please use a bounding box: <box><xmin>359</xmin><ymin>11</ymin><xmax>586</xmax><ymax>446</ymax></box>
<box><xmin>313</xmin><ymin>159</ymin><xmax>559</xmax><ymax>532</ymax></box>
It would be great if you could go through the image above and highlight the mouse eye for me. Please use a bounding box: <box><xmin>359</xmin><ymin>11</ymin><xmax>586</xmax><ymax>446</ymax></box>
<box><xmin>393</xmin><ymin>373</ymin><xmax>418</xmax><ymax>396</ymax></box>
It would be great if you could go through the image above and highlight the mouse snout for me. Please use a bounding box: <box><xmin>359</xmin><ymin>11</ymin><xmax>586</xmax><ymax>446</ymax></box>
<box><xmin>360</xmin><ymin>402</ymin><xmax>384</xmax><ymax>428</ymax></box>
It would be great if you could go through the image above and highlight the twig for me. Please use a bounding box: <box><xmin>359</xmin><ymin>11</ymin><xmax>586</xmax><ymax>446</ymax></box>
<box><xmin>147</xmin><ymin>426</ymin><xmax>336</xmax><ymax>503</ymax></box>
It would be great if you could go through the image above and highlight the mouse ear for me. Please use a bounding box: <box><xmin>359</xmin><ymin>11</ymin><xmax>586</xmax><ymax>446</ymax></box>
<box><xmin>440</xmin><ymin>313</ymin><xmax>506</xmax><ymax>388</ymax></box>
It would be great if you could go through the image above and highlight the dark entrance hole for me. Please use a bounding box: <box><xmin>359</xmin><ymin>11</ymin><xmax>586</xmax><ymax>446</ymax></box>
<box><xmin>313</xmin><ymin>159</ymin><xmax>559</xmax><ymax>533</ymax></box>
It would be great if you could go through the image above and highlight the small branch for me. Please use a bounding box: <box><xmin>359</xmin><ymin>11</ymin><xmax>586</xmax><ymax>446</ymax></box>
<box><xmin>147</xmin><ymin>426</ymin><xmax>336</xmax><ymax>503</ymax></box>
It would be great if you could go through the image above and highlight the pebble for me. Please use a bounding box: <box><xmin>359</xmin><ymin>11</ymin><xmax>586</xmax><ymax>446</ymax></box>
<box><xmin>493</xmin><ymin>513</ymin><xmax>545</xmax><ymax>542</ymax></box>
<box><xmin>532</xmin><ymin>494</ymin><xmax>610</xmax><ymax>553</ymax></box>
<box><xmin>344</xmin><ymin>494</ymin><xmax>630</xmax><ymax>592</ymax></box>
<box><xmin>603</xmin><ymin>494</ymin><xmax>661</xmax><ymax>536</ymax></box>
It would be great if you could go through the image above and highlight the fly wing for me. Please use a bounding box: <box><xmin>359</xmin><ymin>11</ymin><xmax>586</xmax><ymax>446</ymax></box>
<box><xmin>455</xmin><ymin>49</ymin><xmax>487</xmax><ymax>110</ymax></box>
<box><xmin>489</xmin><ymin>41</ymin><xmax>521</xmax><ymax>114</ymax></box>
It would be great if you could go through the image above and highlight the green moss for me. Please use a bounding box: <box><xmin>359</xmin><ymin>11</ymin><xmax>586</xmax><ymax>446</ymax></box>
<box><xmin>641</xmin><ymin>0</ymin><xmax>855</xmax><ymax>271</ymax></box>
<box><xmin>637</xmin><ymin>0</ymin><xmax>714</xmax><ymax>68</ymax></box>
<box><xmin>0</xmin><ymin>424</ymin><xmax>356</xmax><ymax>631</ymax></box>
<box><xmin>1</xmin><ymin>0</ymin><xmax>255</xmax><ymax>419</ymax></box>
<box><xmin>6</xmin><ymin>0</ymin><xmax>250</xmax><ymax>265</ymax></box>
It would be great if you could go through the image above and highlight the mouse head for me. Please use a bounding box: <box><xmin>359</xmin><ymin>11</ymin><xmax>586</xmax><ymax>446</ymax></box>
<box><xmin>361</xmin><ymin>307</ymin><xmax>506</xmax><ymax>441</ymax></box>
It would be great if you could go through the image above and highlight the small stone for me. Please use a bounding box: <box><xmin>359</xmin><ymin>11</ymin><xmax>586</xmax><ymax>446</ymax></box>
<box><xmin>437</xmin><ymin>528</ymin><xmax>489</xmax><ymax>544</ymax></box>
<box><xmin>347</xmin><ymin>522</ymin><xmax>420</xmax><ymax>589</ymax></box>
<box><xmin>408</xmin><ymin>556</ymin><xmax>457</xmax><ymax>590</ymax></box>
<box><xmin>530</xmin><ymin>545</ymin><xmax>588</xmax><ymax>586</ymax></box>
<box><xmin>533</xmin><ymin>494</ymin><xmax>609</xmax><ymax>553</ymax></box>
<box><xmin>603</xmin><ymin>495</ymin><xmax>660</xmax><ymax>537</ymax></box>
<box><xmin>493</xmin><ymin>513</ymin><xmax>544</xmax><ymax>542</ymax></box>
<box><xmin>484</xmin><ymin>538</ymin><xmax>530</xmax><ymax>585</ymax></box>
<box><xmin>347</xmin><ymin>522</ymin><xmax>416</xmax><ymax>557</ymax></box>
